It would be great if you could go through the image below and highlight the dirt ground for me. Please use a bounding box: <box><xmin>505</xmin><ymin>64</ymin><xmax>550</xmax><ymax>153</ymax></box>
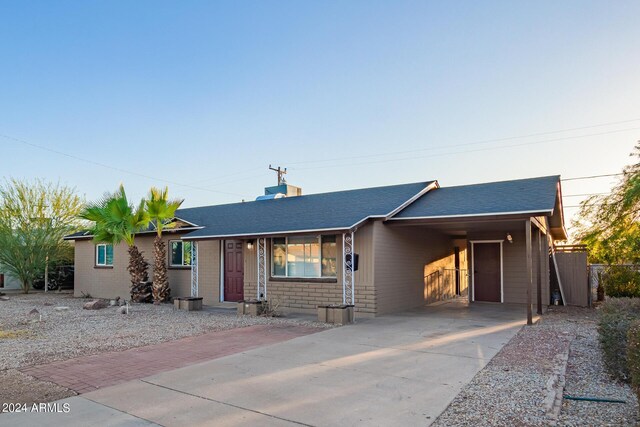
<box><xmin>0</xmin><ymin>369</ymin><xmax>75</xmax><ymax>406</ymax></box>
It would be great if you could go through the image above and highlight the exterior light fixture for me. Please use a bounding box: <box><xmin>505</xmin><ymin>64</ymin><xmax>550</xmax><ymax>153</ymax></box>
<box><xmin>247</xmin><ymin>240</ymin><xmax>254</xmax><ymax>250</ymax></box>
<box><xmin>506</xmin><ymin>233</ymin><xmax>513</xmax><ymax>244</ymax></box>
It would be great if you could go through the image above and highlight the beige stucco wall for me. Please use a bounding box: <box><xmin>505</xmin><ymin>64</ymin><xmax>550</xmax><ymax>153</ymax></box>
<box><xmin>73</xmin><ymin>233</ymin><xmax>220</xmax><ymax>305</ymax></box>
<box><xmin>373</xmin><ymin>221</ymin><xmax>456</xmax><ymax>315</ymax></box>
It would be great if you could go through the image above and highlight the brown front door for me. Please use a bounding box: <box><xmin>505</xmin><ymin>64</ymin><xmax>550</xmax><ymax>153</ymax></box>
<box><xmin>473</xmin><ymin>243</ymin><xmax>501</xmax><ymax>302</ymax></box>
<box><xmin>224</xmin><ymin>240</ymin><xmax>244</xmax><ymax>302</ymax></box>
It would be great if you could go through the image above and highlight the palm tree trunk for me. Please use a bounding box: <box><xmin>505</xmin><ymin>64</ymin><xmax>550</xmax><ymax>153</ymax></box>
<box><xmin>128</xmin><ymin>245</ymin><xmax>151</xmax><ymax>302</ymax></box>
<box><xmin>152</xmin><ymin>235</ymin><xmax>170</xmax><ymax>303</ymax></box>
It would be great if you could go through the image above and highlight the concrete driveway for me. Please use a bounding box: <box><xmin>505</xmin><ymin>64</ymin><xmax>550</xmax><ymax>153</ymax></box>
<box><xmin>2</xmin><ymin>301</ymin><xmax>532</xmax><ymax>427</ymax></box>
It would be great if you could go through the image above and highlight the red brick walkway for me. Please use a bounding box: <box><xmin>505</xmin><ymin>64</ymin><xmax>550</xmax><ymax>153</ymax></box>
<box><xmin>20</xmin><ymin>324</ymin><xmax>319</xmax><ymax>394</ymax></box>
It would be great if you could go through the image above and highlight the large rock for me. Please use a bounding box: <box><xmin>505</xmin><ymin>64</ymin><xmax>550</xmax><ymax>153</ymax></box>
<box><xmin>83</xmin><ymin>299</ymin><xmax>108</xmax><ymax>310</ymax></box>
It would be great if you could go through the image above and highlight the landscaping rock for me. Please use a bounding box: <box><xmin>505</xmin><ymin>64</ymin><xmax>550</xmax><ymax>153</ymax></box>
<box><xmin>83</xmin><ymin>300</ymin><xmax>108</xmax><ymax>310</ymax></box>
<box><xmin>54</xmin><ymin>306</ymin><xmax>69</xmax><ymax>312</ymax></box>
<box><xmin>119</xmin><ymin>306</ymin><xmax>128</xmax><ymax>315</ymax></box>
<box><xmin>43</xmin><ymin>302</ymin><xmax>53</xmax><ymax>306</ymax></box>
<box><xmin>0</xmin><ymin>296</ymin><xmax>10</xmax><ymax>301</ymax></box>
<box><xmin>433</xmin><ymin>306</ymin><xmax>638</xmax><ymax>427</ymax></box>
<box><xmin>1</xmin><ymin>292</ymin><xmax>330</xmax><ymax>375</ymax></box>
<box><xmin>28</xmin><ymin>308</ymin><xmax>39</xmax><ymax>316</ymax></box>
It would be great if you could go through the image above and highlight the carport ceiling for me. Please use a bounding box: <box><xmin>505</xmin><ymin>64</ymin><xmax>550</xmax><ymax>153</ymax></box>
<box><xmin>387</xmin><ymin>219</ymin><xmax>527</xmax><ymax>237</ymax></box>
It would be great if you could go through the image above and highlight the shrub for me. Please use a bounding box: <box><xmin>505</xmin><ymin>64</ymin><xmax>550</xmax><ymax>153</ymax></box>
<box><xmin>627</xmin><ymin>321</ymin><xmax>640</xmax><ymax>401</ymax></box>
<box><xmin>598</xmin><ymin>298</ymin><xmax>640</xmax><ymax>382</ymax></box>
<box><xmin>601</xmin><ymin>266</ymin><xmax>640</xmax><ymax>298</ymax></box>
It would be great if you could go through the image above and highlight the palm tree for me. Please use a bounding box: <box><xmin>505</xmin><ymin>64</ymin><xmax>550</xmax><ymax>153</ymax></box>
<box><xmin>146</xmin><ymin>187</ymin><xmax>183</xmax><ymax>304</ymax></box>
<box><xmin>80</xmin><ymin>185</ymin><xmax>152</xmax><ymax>302</ymax></box>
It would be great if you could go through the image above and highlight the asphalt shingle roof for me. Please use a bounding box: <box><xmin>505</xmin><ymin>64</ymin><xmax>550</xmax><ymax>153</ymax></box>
<box><xmin>65</xmin><ymin>176</ymin><xmax>563</xmax><ymax>240</ymax></box>
<box><xmin>178</xmin><ymin>181</ymin><xmax>432</xmax><ymax>238</ymax></box>
<box><xmin>394</xmin><ymin>175</ymin><xmax>560</xmax><ymax>219</ymax></box>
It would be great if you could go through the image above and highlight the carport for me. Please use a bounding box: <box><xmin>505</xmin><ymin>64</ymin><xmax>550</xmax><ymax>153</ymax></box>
<box><xmin>385</xmin><ymin>175</ymin><xmax>567</xmax><ymax>324</ymax></box>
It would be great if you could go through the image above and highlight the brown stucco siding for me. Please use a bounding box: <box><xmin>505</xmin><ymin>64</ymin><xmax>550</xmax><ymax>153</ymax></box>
<box><xmin>195</xmin><ymin>240</ymin><xmax>221</xmax><ymax>305</ymax></box>
<box><xmin>354</xmin><ymin>223</ymin><xmax>376</xmax><ymax>315</ymax></box>
<box><xmin>468</xmin><ymin>225</ymin><xmax>549</xmax><ymax>306</ymax></box>
<box><xmin>74</xmin><ymin>239</ymin><xmax>130</xmax><ymax>299</ymax></box>
<box><xmin>73</xmin><ymin>233</ymin><xmax>209</xmax><ymax>301</ymax></box>
<box><xmin>373</xmin><ymin>221</ymin><xmax>455</xmax><ymax>315</ymax></box>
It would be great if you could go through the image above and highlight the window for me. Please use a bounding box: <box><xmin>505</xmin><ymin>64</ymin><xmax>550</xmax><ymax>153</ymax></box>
<box><xmin>272</xmin><ymin>235</ymin><xmax>337</xmax><ymax>278</ymax></box>
<box><xmin>96</xmin><ymin>244</ymin><xmax>114</xmax><ymax>266</ymax></box>
<box><xmin>170</xmin><ymin>240</ymin><xmax>192</xmax><ymax>267</ymax></box>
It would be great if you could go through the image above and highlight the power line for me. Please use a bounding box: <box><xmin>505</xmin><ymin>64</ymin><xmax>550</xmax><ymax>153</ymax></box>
<box><xmin>290</xmin><ymin>127</ymin><xmax>640</xmax><ymax>171</ymax></box>
<box><xmin>561</xmin><ymin>173</ymin><xmax>624</xmax><ymax>181</ymax></box>
<box><xmin>563</xmin><ymin>193</ymin><xmax>609</xmax><ymax>197</ymax></box>
<box><xmin>1</xmin><ymin>133</ymin><xmax>248</xmax><ymax>198</ymax></box>
<box><xmin>565</xmin><ymin>204</ymin><xmax>607</xmax><ymax>208</ymax></box>
<box><xmin>286</xmin><ymin>117</ymin><xmax>640</xmax><ymax>167</ymax></box>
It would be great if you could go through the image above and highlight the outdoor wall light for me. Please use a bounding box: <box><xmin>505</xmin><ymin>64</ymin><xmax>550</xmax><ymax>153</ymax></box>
<box><xmin>247</xmin><ymin>240</ymin><xmax>255</xmax><ymax>250</ymax></box>
<box><xmin>506</xmin><ymin>233</ymin><xmax>513</xmax><ymax>244</ymax></box>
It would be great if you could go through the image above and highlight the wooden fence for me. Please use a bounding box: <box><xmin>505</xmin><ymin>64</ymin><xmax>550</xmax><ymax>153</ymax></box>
<box><xmin>552</xmin><ymin>248</ymin><xmax>589</xmax><ymax>307</ymax></box>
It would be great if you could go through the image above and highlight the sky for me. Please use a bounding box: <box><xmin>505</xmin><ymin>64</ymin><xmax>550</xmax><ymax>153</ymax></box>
<box><xmin>1</xmin><ymin>1</ymin><xmax>640</xmax><ymax>238</ymax></box>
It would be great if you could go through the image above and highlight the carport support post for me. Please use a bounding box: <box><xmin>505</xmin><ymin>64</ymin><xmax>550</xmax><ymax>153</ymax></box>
<box><xmin>525</xmin><ymin>219</ymin><xmax>533</xmax><ymax>325</ymax></box>
<box><xmin>536</xmin><ymin>228</ymin><xmax>543</xmax><ymax>315</ymax></box>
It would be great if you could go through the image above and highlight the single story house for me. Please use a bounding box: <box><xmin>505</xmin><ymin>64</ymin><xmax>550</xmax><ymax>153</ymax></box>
<box><xmin>0</xmin><ymin>270</ymin><xmax>21</xmax><ymax>290</ymax></box>
<box><xmin>65</xmin><ymin>175</ymin><xmax>566</xmax><ymax>318</ymax></box>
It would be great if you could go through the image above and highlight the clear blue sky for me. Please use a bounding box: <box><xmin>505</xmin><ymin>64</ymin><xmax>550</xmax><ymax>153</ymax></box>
<box><xmin>1</xmin><ymin>1</ymin><xmax>640</xmax><ymax>235</ymax></box>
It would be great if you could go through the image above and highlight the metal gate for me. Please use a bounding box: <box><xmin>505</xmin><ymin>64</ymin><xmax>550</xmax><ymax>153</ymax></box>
<box><xmin>424</xmin><ymin>268</ymin><xmax>469</xmax><ymax>304</ymax></box>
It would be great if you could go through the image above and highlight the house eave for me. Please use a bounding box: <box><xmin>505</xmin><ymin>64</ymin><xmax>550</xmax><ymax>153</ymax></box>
<box><xmin>181</xmin><ymin>226</ymin><xmax>352</xmax><ymax>241</ymax></box>
<box><xmin>387</xmin><ymin>209</ymin><xmax>554</xmax><ymax>223</ymax></box>
<box><xmin>63</xmin><ymin>226</ymin><xmax>205</xmax><ymax>241</ymax></box>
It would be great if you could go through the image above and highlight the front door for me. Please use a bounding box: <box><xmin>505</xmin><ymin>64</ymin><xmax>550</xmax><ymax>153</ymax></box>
<box><xmin>473</xmin><ymin>243</ymin><xmax>501</xmax><ymax>302</ymax></box>
<box><xmin>224</xmin><ymin>240</ymin><xmax>244</xmax><ymax>302</ymax></box>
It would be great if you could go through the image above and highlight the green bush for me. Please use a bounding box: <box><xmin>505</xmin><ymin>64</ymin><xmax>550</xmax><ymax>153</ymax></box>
<box><xmin>601</xmin><ymin>266</ymin><xmax>640</xmax><ymax>298</ymax></box>
<box><xmin>598</xmin><ymin>298</ymin><xmax>640</xmax><ymax>382</ymax></box>
<box><xmin>627</xmin><ymin>321</ymin><xmax>640</xmax><ymax>401</ymax></box>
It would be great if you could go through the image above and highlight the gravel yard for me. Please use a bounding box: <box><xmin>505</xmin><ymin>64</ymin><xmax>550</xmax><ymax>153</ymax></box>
<box><xmin>0</xmin><ymin>292</ymin><xmax>329</xmax><ymax>405</ymax></box>
<box><xmin>433</xmin><ymin>306</ymin><xmax>638</xmax><ymax>426</ymax></box>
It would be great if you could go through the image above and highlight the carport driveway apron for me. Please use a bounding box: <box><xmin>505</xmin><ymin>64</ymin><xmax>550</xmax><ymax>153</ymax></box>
<box><xmin>4</xmin><ymin>303</ymin><xmax>530</xmax><ymax>427</ymax></box>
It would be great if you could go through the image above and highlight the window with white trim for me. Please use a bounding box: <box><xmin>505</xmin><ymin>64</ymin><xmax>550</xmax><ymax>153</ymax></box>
<box><xmin>272</xmin><ymin>235</ymin><xmax>337</xmax><ymax>278</ymax></box>
<box><xmin>96</xmin><ymin>244</ymin><xmax>114</xmax><ymax>266</ymax></box>
<box><xmin>170</xmin><ymin>240</ymin><xmax>192</xmax><ymax>267</ymax></box>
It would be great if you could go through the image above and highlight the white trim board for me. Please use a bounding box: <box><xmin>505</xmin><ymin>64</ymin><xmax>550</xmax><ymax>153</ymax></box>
<box><xmin>388</xmin><ymin>209</ymin><xmax>552</xmax><ymax>221</ymax></box>
<box><xmin>470</xmin><ymin>240</ymin><xmax>504</xmax><ymax>303</ymax></box>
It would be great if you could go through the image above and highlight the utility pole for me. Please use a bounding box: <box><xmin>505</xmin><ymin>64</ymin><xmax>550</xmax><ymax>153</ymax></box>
<box><xmin>268</xmin><ymin>165</ymin><xmax>287</xmax><ymax>185</ymax></box>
